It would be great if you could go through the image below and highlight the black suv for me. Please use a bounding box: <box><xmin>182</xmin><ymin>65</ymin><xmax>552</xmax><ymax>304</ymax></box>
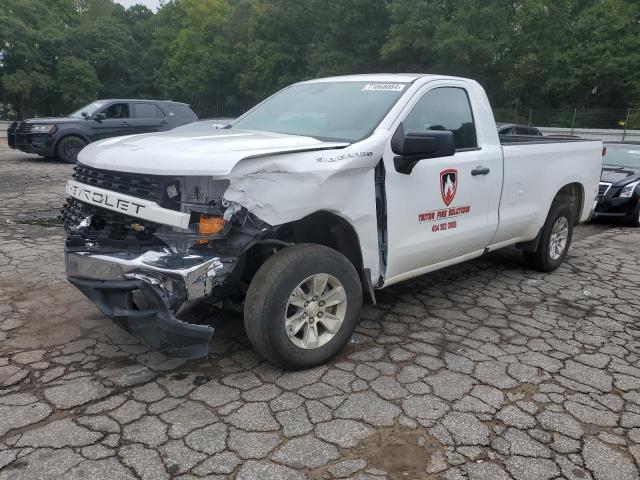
<box><xmin>497</xmin><ymin>123</ymin><xmax>543</xmax><ymax>136</ymax></box>
<box><xmin>7</xmin><ymin>99</ymin><xmax>198</xmax><ymax>163</ymax></box>
<box><xmin>594</xmin><ymin>142</ymin><xmax>640</xmax><ymax>227</ymax></box>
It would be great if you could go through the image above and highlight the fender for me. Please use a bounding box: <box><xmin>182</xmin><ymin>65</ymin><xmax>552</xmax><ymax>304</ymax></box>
<box><xmin>54</xmin><ymin>126</ymin><xmax>91</xmax><ymax>148</ymax></box>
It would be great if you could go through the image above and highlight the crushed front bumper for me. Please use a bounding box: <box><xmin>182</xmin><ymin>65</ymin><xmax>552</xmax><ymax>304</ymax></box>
<box><xmin>66</xmin><ymin>250</ymin><xmax>228</xmax><ymax>358</ymax></box>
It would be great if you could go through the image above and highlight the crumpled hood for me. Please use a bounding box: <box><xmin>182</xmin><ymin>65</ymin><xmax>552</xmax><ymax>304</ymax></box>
<box><xmin>601</xmin><ymin>165</ymin><xmax>640</xmax><ymax>186</ymax></box>
<box><xmin>77</xmin><ymin>129</ymin><xmax>349</xmax><ymax>176</ymax></box>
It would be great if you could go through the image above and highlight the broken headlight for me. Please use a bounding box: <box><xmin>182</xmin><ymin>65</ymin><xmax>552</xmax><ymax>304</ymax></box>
<box><xmin>154</xmin><ymin>177</ymin><xmax>242</xmax><ymax>249</ymax></box>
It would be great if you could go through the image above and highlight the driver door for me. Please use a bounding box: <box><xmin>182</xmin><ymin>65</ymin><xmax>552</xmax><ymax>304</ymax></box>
<box><xmin>382</xmin><ymin>82</ymin><xmax>503</xmax><ymax>284</ymax></box>
<box><xmin>90</xmin><ymin>102</ymin><xmax>133</xmax><ymax>140</ymax></box>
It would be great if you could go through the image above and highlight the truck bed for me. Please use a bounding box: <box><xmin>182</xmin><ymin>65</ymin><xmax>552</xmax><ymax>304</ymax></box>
<box><xmin>493</xmin><ymin>135</ymin><xmax>603</xmax><ymax>245</ymax></box>
<box><xmin>499</xmin><ymin>134</ymin><xmax>591</xmax><ymax>145</ymax></box>
<box><xmin>499</xmin><ymin>134</ymin><xmax>589</xmax><ymax>145</ymax></box>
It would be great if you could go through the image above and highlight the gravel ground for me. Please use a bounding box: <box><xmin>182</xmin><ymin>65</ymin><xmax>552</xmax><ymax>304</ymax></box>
<box><xmin>0</xmin><ymin>147</ymin><xmax>639</xmax><ymax>480</ymax></box>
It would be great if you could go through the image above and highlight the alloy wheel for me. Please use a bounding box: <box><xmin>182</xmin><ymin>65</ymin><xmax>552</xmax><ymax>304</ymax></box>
<box><xmin>284</xmin><ymin>273</ymin><xmax>347</xmax><ymax>349</ymax></box>
<box><xmin>549</xmin><ymin>216</ymin><xmax>569</xmax><ymax>260</ymax></box>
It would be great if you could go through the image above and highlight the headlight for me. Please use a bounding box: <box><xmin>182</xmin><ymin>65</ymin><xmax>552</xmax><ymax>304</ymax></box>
<box><xmin>197</xmin><ymin>215</ymin><xmax>226</xmax><ymax>235</ymax></box>
<box><xmin>619</xmin><ymin>180</ymin><xmax>640</xmax><ymax>198</ymax></box>
<box><xmin>152</xmin><ymin>177</ymin><xmax>241</xmax><ymax>249</ymax></box>
<box><xmin>31</xmin><ymin>124</ymin><xmax>56</xmax><ymax>133</ymax></box>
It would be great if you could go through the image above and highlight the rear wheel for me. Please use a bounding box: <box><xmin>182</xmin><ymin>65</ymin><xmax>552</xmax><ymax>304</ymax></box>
<box><xmin>244</xmin><ymin>244</ymin><xmax>362</xmax><ymax>370</ymax></box>
<box><xmin>57</xmin><ymin>136</ymin><xmax>86</xmax><ymax>164</ymax></box>
<box><xmin>524</xmin><ymin>199</ymin><xmax>573</xmax><ymax>272</ymax></box>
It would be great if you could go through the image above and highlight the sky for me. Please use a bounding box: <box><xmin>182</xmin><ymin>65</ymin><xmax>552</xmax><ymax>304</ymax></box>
<box><xmin>115</xmin><ymin>0</ymin><xmax>161</xmax><ymax>10</ymax></box>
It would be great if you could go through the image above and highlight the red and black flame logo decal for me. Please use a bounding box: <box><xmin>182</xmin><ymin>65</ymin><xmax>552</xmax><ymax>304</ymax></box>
<box><xmin>440</xmin><ymin>169</ymin><xmax>458</xmax><ymax>206</ymax></box>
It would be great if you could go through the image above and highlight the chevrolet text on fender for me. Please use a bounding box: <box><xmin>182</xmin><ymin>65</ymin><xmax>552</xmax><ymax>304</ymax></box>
<box><xmin>61</xmin><ymin>74</ymin><xmax>603</xmax><ymax>369</ymax></box>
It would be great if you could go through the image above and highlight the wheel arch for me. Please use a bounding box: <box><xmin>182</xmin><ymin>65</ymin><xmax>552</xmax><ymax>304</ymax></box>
<box><xmin>517</xmin><ymin>182</ymin><xmax>584</xmax><ymax>252</ymax></box>
<box><xmin>285</xmin><ymin>211</ymin><xmax>364</xmax><ymax>274</ymax></box>
<box><xmin>241</xmin><ymin>210</ymin><xmax>372</xmax><ymax>300</ymax></box>
<box><xmin>556</xmin><ymin>182</ymin><xmax>585</xmax><ymax>226</ymax></box>
<box><xmin>54</xmin><ymin>131</ymin><xmax>91</xmax><ymax>152</ymax></box>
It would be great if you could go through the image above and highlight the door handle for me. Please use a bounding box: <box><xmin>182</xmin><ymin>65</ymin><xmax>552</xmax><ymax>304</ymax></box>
<box><xmin>160</xmin><ymin>120</ymin><xmax>168</xmax><ymax>125</ymax></box>
<box><xmin>120</xmin><ymin>121</ymin><xmax>130</xmax><ymax>126</ymax></box>
<box><xmin>471</xmin><ymin>166</ymin><xmax>490</xmax><ymax>176</ymax></box>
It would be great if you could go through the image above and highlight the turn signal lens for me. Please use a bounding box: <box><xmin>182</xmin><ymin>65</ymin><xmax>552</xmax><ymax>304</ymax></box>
<box><xmin>198</xmin><ymin>215</ymin><xmax>225</xmax><ymax>235</ymax></box>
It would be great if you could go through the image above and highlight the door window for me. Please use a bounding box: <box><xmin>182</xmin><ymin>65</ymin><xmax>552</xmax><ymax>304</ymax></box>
<box><xmin>404</xmin><ymin>87</ymin><xmax>477</xmax><ymax>149</ymax></box>
<box><xmin>166</xmin><ymin>104</ymin><xmax>198</xmax><ymax>119</ymax></box>
<box><xmin>102</xmin><ymin>103</ymin><xmax>130</xmax><ymax>119</ymax></box>
<box><xmin>135</xmin><ymin>103</ymin><xmax>165</xmax><ymax>118</ymax></box>
<box><xmin>515</xmin><ymin>126</ymin><xmax>538</xmax><ymax>136</ymax></box>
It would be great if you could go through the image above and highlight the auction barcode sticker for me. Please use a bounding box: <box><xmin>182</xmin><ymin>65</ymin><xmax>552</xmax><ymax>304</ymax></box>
<box><xmin>362</xmin><ymin>83</ymin><xmax>405</xmax><ymax>92</ymax></box>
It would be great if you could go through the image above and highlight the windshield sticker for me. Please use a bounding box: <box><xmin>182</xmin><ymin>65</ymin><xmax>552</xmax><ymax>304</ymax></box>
<box><xmin>316</xmin><ymin>151</ymin><xmax>373</xmax><ymax>163</ymax></box>
<box><xmin>362</xmin><ymin>84</ymin><xmax>405</xmax><ymax>92</ymax></box>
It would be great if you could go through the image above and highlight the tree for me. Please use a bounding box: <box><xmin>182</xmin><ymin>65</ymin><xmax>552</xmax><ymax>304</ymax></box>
<box><xmin>237</xmin><ymin>0</ymin><xmax>313</xmax><ymax>105</ymax></box>
<box><xmin>0</xmin><ymin>0</ymin><xmax>71</xmax><ymax>116</ymax></box>
<box><xmin>307</xmin><ymin>0</ymin><xmax>391</xmax><ymax>77</ymax></box>
<box><xmin>568</xmin><ymin>0</ymin><xmax>640</xmax><ymax>108</ymax></box>
<box><xmin>504</xmin><ymin>0</ymin><xmax>582</xmax><ymax>108</ymax></box>
<box><xmin>382</xmin><ymin>0</ymin><xmax>516</xmax><ymax>106</ymax></box>
<box><xmin>161</xmin><ymin>0</ymin><xmax>242</xmax><ymax>116</ymax></box>
<box><xmin>53</xmin><ymin>57</ymin><xmax>101</xmax><ymax>110</ymax></box>
<box><xmin>0</xmin><ymin>0</ymin><xmax>639</xmax><ymax>119</ymax></box>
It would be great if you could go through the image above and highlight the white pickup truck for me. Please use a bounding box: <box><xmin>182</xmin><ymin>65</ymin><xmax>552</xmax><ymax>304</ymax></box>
<box><xmin>62</xmin><ymin>74</ymin><xmax>602</xmax><ymax>369</ymax></box>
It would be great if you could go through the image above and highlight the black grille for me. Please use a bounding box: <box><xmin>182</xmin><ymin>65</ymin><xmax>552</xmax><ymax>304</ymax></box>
<box><xmin>62</xmin><ymin>198</ymin><xmax>165</xmax><ymax>250</ymax></box>
<box><xmin>73</xmin><ymin>164</ymin><xmax>174</xmax><ymax>204</ymax></box>
<box><xmin>598</xmin><ymin>183</ymin><xmax>611</xmax><ymax>195</ymax></box>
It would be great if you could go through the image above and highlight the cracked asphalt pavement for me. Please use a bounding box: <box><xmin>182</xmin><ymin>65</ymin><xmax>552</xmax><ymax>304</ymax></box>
<box><xmin>1</xmin><ymin>145</ymin><xmax>639</xmax><ymax>480</ymax></box>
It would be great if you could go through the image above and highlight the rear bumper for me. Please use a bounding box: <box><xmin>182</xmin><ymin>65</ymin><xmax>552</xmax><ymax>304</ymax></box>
<box><xmin>7</xmin><ymin>131</ymin><xmax>56</xmax><ymax>156</ymax></box>
<box><xmin>66</xmin><ymin>250</ymin><xmax>227</xmax><ymax>358</ymax></box>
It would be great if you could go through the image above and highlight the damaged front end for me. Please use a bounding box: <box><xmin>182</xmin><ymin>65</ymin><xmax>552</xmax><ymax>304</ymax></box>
<box><xmin>61</xmin><ymin>164</ymin><xmax>270</xmax><ymax>358</ymax></box>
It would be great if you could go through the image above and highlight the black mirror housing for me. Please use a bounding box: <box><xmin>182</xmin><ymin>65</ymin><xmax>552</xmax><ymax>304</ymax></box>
<box><xmin>391</xmin><ymin>123</ymin><xmax>455</xmax><ymax>174</ymax></box>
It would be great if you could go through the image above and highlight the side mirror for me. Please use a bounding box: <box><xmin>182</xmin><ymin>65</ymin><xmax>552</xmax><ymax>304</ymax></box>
<box><xmin>94</xmin><ymin>112</ymin><xmax>106</xmax><ymax>122</ymax></box>
<box><xmin>391</xmin><ymin>122</ymin><xmax>455</xmax><ymax>174</ymax></box>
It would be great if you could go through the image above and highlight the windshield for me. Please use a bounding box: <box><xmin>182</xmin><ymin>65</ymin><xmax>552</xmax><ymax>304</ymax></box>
<box><xmin>604</xmin><ymin>145</ymin><xmax>640</xmax><ymax>169</ymax></box>
<box><xmin>232</xmin><ymin>81</ymin><xmax>409</xmax><ymax>142</ymax></box>
<box><xmin>69</xmin><ymin>102</ymin><xmax>106</xmax><ymax>118</ymax></box>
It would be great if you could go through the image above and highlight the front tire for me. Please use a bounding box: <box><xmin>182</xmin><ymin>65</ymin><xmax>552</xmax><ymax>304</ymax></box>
<box><xmin>524</xmin><ymin>199</ymin><xmax>573</xmax><ymax>272</ymax></box>
<box><xmin>57</xmin><ymin>136</ymin><xmax>87</xmax><ymax>164</ymax></box>
<box><xmin>627</xmin><ymin>202</ymin><xmax>640</xmax><ymax>227</ymax></box>
<box><xmin>244</xmin><ymin>244</ymin><xmax>362</xmax><ymax>370</ymax></box>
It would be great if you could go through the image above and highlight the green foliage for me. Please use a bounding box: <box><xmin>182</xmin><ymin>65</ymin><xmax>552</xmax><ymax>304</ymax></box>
<box><xmin>0</xmin><ymin>0</ymin><xmax>639</xmax><ymax>119</ymax></box>
<box><xmin>568</xmin><ymin>0</ymin><xmax>640</xmax><ymax>107</ymax></box>
<box><xmin>53</xmin><ymin>57</ymin><xmax>101</xmax><ymax>109</ymax></box>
